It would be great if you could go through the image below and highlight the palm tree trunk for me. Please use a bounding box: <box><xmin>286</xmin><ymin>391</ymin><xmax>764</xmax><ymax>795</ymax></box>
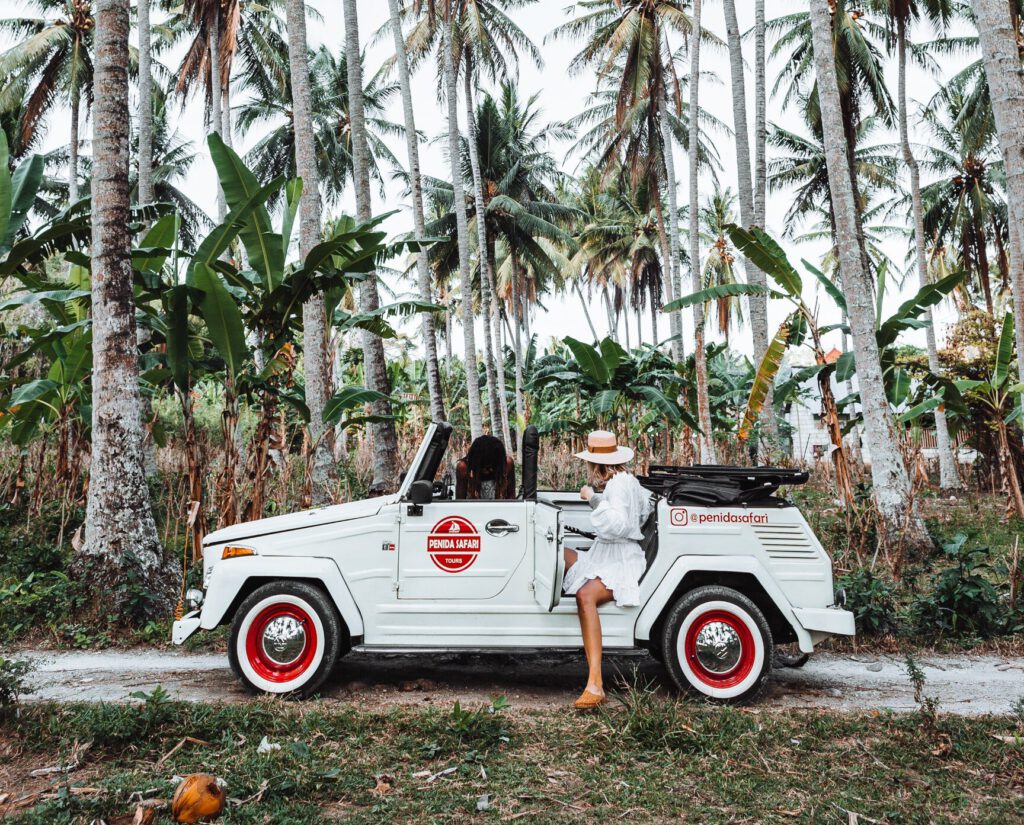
<box><xmin>511</xmin><ymin>249</ymin><xmax>526</xmax><ymax>453</ymax></box>
<box><xmin>753</xmin><ymin>0</ymin><xmax>767</xmax><ymax>229</ymax></box>
<box><xmin>603</xmin><ymin>288</ymin><xmax>617</xmax><ymax>341</ymax></box>
<box><xmin>343</xmin><ymin>0</ymin><xmax>400</xmax><ymax>493</ymax></box>
<box><xmin>897</xmin><ymin>20</ymin><xmax>960</xmax><ymax>490</ymax></box>
<box><xmin>723</xmin><ymin>0</ymin><xmax>773</xmax><ymax>445</ymax></box>
<box><xmin>974</xmin><ymin>0</ymin><xmax>1024</xmax><ymax>407</ymax></box>
<box><xmin>573</xmin><ymin>279</ymin><xmax>599</xmax><ymax>340</ymax></box>
<box><xmin>385</xmin><ymin>0</ymin><xmax>445</xmax><ymax>423</ymax></box>
<box><xmin>210</xmin><ymin>13</ymin><xmax>225</xmax><ymax>222</ymax></box>
<box><xmin>137</xmin><ymin>0</ymin><xmax>154</xmax><ymax>206</ymax></box>
<box><xmin>82</xmin><ymin>0</ymin><xmax>164</xmax><ymax>598</ymax></box>
<box><xmin>443</xmin><ymin>9</ymin><xmax>484</xmax><ymax>440</ymax></box>
<box><xmin>809</xmin><ymin>0</ymin><xmax>927</xmax><ymax>546</ymax></box>
<box><xmin>69</xmin><ymin>89</ymin><xmax>80</xmax><ymax>204</ymax></box>
<box><xmin>688</xmin><ymin>0</ymin><xmax>715</xmax><ymax>463</ymax></box>
<box><xmin>289</xmin><ymin>0</ymin><xmax>338</xmax><ymax>506</ymax></box>
<box><xmin>464</xmin><ymin>61</ymin><xmax>502</xmax><ymax>437</ymax></box>
<box><xmin>659</xmin><ymin>103</ymin><xmax>685</xmax><ymax>363</ymax></box>
<box><xmin>487</xmin><ymin>234</ymin><xmax>513</xmax><ymax>450</ymax></box>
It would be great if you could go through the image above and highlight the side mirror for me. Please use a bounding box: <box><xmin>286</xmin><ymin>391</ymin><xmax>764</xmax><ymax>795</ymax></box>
<box><xmin>408</xmin><ymin>479</ymin><xmax>433</xmax><ymax>505</ymax></box>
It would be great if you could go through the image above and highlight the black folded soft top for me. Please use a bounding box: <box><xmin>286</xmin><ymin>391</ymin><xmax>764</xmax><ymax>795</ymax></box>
<box><xmin>638</xmin><ymin>464</ymin><xmax>810</xmax><ymax>507</ymax></box>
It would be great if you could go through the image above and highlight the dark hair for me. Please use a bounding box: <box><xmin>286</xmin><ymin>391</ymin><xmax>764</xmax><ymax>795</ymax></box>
<box><xmin>457</xmin><ymin>435</ymin><xmax>515</xmax><ymax>499</ymax></box>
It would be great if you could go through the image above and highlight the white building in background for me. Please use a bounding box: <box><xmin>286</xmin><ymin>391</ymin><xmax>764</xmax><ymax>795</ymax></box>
<box><xmin>779</xmin><ymin>349</ymin><xmax>974</xmax><ymax>469</ymax></box>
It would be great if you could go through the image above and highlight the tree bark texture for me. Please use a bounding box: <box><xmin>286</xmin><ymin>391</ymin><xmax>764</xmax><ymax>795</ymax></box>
<box><xmin>386</xmin><ymin>0</ymin><xmax>446</xmax><ymax>424</ymax></box>
<box><xmin>289</xmin><ymin>0</ymin><xmax>338</xmax><ymax>506</ymax></box>
<box><xmin>808</xmin><ymin>0</ymin><xmax>927</xmax><ymax>545</ymax></box>
<box><xmin>343</xmin><ymin>0</ymin><xmax>401</xmax><ymax>492</ymax></box>
<box><xmin>83</xmin><ymin>0</ymin><xmax>164</xmax><ymax>590</ymax></box>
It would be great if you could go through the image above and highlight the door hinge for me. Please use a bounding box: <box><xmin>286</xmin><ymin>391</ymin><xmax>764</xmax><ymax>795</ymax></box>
<box><xmin>528</xmin><ymin>580</ymin><xmax>535</xmax><ymax>592</ymax></box>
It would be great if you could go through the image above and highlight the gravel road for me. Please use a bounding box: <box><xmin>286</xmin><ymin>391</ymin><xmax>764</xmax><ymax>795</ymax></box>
<box><xmin>11</xmin><ymin>649</ymin><xmax>1024</xmax><ymax>716</ymax></box>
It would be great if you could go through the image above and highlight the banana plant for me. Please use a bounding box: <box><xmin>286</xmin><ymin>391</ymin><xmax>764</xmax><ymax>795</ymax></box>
<box><xmin>957</xmin><ymin>313</ymin><xmax>1024</xmax><ymax>518</ymax></box>
<box><xmin>530</xmin><ymin>337</ymin><xmax>690</xmax><ymax>442</ymax></box>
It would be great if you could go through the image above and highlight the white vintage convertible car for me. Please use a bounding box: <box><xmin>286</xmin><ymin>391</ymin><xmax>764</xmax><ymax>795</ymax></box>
<box><xmin>173</xmin><ymin>423</ymin><xmax>854</xmax><ymax>703</ymax></box>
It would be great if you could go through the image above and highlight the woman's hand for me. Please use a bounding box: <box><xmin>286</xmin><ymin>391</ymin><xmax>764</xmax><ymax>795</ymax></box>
<box><xmin>580</xmin><ymin>485</ymin><xmax>595</xmax><ymax>502</ymax></box>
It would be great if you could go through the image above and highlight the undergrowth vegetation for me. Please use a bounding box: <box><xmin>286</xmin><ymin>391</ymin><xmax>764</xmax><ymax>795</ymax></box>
<box><xmin>0</xmin><ymin>691</ymin><xmax>1021</xmax><ymax>823</ymax></box>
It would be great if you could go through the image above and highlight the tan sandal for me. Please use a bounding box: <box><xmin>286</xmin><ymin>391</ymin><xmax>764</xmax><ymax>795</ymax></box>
<box><xmin>574</xmin><ymin>689</ymin><xmax>607</xmax><ymax>710</ymax></box>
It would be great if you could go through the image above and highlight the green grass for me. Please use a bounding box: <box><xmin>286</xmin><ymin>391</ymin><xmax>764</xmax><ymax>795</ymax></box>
<box><xmin>2</xmin><ymin>689</ymin><xmax>1022</xmax><ymax>824</ymax></box>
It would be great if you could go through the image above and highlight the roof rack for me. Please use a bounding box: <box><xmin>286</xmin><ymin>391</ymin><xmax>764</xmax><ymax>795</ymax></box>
<box><xmin>637</xmin><ymin>465</ymin><xmax>810</xmax><ymax>507</ymax></box>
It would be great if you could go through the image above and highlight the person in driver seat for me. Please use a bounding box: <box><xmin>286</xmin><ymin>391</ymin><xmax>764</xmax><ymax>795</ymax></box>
<box><xmin>455</xmin><ymin>434</ymin><xmax>516</xmax><ymax>500</ymax></box>
<box><xmin>563</xmin><ymin>430</ymin><xmax>651</xmax><ymax>710</ymax></box>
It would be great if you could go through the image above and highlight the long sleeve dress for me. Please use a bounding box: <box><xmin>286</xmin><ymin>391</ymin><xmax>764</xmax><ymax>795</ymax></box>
<box><xmin>562</xmin><ymin>472</ymin><xmax>653</xmax><ymax>607</ymax></box>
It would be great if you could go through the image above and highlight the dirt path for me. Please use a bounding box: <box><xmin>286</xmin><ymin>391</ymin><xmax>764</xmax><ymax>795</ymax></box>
<box><xmin>11</xmin><ymin>649</ymin><xmax>1024</xmax><ymax>716</ymax></box>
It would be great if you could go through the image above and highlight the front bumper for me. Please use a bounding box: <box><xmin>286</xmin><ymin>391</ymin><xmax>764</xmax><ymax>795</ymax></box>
<box><xmin>792</xmin><ymin>606</ymin><xmax>856</xmax><ymax>637</ymax></box>
<box><xmin>172</xmin><ymin>610</ymin><xmax>202</xmax><ymax>645</ymax></box>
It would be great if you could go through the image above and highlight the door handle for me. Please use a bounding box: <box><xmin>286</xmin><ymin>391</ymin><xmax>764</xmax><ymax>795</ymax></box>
<box><xmin>486</xmin><ymin>519</ymin><xmax>520</xmax><ymax>536</ymax></box>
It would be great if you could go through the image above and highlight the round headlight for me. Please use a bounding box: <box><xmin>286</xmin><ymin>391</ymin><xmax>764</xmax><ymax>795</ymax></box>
<box><xmin>186</xmin><ymin>588</ymin><xmax>205</xmax><ymax>610</ymax></box>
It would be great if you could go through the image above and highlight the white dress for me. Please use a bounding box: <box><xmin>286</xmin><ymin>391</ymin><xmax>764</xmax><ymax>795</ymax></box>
<box><xmin>562</xmin><ymin>472</ymin><xmax>653</xmax><ymax>608</ymax></box>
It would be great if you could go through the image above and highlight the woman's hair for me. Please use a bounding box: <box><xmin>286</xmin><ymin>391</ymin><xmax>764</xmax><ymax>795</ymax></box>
<box><xmin>457</xmin><ymin>435</ymin><xmax>516</xmax><ymax>499</ymax></box>
<box><xmin>587</xmin><ymin>461</ymin><xmax>627</xmax><ymax>489</ymax></box>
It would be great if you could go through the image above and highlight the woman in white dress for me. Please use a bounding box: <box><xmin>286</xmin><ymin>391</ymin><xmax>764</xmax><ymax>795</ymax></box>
<box><xmin>563</xmin><ymin>431</ymin><xmax>652</xmax><ymax>709</ymax></box>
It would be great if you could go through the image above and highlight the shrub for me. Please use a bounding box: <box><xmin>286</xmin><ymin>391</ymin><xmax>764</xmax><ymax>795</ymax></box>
<box><xmin>911</xmin><ymin>534</ymin><xmax>1003</xmax><ymax>637</ymax></box>
<box><xmin>837</xmin><ymin>567</ymin><xmax>898</xmax><ymax>635</ymax></box>
<box><xmin>0</xmin><ymin>657</ymin><xmax>33</xmax><ymax>716</ymax></box>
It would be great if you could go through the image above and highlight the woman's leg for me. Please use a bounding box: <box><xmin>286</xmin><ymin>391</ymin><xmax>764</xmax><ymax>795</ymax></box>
<box><xmin>575</xmin><ymin>578</ymin><xmax>614</xmax><ymax>695</ymax></box>
<box><xmin>563</xmin><ymin>548</ymin><xmax>578</xmax><ymax>571</ymax></box>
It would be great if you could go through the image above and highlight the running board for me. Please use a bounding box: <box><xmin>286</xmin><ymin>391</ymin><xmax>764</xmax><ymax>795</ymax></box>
<box><xmin>350</xmin><ymin>645</ymin><xmax>645</xmax><ymax>656</ymax></box>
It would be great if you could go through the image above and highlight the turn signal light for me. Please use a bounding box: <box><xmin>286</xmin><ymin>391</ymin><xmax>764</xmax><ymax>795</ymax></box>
<box><xmin>222</xmin><ymin>546</ymin><xmax>256</xmax><ymax>560</ymax></box>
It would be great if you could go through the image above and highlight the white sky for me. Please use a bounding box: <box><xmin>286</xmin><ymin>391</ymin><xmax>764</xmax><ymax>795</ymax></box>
<box><xmin>1</xmin><ymin>0</ymin><xmax>975</xmax><ymax>361</ymax></box>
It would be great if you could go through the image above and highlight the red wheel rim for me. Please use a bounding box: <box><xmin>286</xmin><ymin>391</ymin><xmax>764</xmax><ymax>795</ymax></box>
<box><xmin>245</xmin><ymin>603</ymin><xmax>318</xmax><ymax>683</ymax></box>
<box><xmin>684</xmin><ymin>609</ymin><xmax>756</xmax><ymax>689</ymax></box>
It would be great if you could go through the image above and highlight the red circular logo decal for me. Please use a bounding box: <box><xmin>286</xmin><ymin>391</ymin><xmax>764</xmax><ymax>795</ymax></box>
<box><xmin>427</xmin><ymin>516</ymin><xmax>481</xmax><ymax>573</ymax></box>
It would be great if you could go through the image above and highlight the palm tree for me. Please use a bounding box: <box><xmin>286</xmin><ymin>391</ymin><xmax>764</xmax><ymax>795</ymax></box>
<box><xmin>699</xmin><ymin>187</ymin><xmax>745</xmax><ymax>340</ymax></box>
<box><xmin>919</xmin><ymin>90</ymin><xmax>1006</xmax><ymax>315</ymax></box>
<box><xmin>137</xmin><ymin>0</ymin><xmax>155</xmax><ymax>207</ymax></box>
<box><xmin>971</xmin><ymin>0</ymin><xmax>1024</xmax><ymax>418</ymax></box>
<box><xmin>288</xmin><ymin>0</ymin><xmax>337</xmax><ymax>505</ymax></box>
<box><xmin>386</xmin><ymin>0</ymin><xmax>446</xmax><ymax>425</ymax></box>
<box><xmin>722</xmin><ymin>0</ymin><xmax>770</xmax><ymax>421</ymax></box>
<box><xmin>552</xmin><ymin>0</ymin><xmax>699</xmax><ymax>365</ymax></box>
<box><xmin>687</xmin><ymin>0</ymin><xmax>715</xmax><ymax>461</ymax></box>
<box><xmin>235</xmin><ymin>46</ymin><xmax>404</xmax><ymax>208</ymax></box>
<box><xmin>870</xmin><ymin>0</ymin><xmax>961</xmax><ymax>489</ymax></box>
<box><xmin>808</xmin><ymin>0</ymin><xmax>929</xmax><ymax>546</ymax></box>
<box><xmin>0</xmin><ymin>0</ymin><xmax>95</xmax><ymax>202</ymax></box>
<box><xmin>132</xmin><ymin>86</ymin><xmax>211</xmax><ymax>246</ymax></box>
<box><xmin>768</xmin><ymin>111</ymin><xmax>900</xmax><ymax>232</ymax></box>
<box><xmin>440</xmin><ymin>0</ymin><xmax>484</xmax><ymax>440</ymax></box>
<box><xmin>426</xmin><ymin>84</ymin><xmax>571</xmax><ymax>447</ymax></box>
<box><xmin>342</xmin><ymin>0</ymin><xmax>400</xmax><ymax>492</ymax></box>
<box><xmin>82</xmin><ymin>0</ymin><xmax>164</xmax><ymax>598</ymax></box>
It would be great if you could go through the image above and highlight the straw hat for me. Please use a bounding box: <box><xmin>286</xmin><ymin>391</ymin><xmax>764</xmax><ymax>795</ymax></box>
<box><xmin>574</xmin><ymin>430</ymin><xmax>635</xmax><ymax>465</ymax></box>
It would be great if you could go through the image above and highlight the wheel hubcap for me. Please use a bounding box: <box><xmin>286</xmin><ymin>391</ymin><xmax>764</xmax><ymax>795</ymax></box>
<box><xmin>261</xmin><ymin>616</ymin><xmax>307</xmax><ymax>666</ymax></box>
<box><xmin>692</xmin><ymin>621</ymin><xmax>743</xmax><ymax>674</ymax></box>
<box><xmin>244</xmin><ymin>603</ymin><xmax>319</xmax><ymax>684</ymax></box>
<box><xmin>683</xmin><ymin>608</ymin><xmax>757</xmax><ymax>690</ymax></box>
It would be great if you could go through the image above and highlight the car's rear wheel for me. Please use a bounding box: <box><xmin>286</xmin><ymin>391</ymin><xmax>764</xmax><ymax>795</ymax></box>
<box><xmin>660</xmin><ymin>585</ymin><xmax>772</xmax><ymax>704</ymax></box>
<box><xmin>229</xmin><ymin>581</ymin><xmax>341</xmax><ymax>697</ymax></box>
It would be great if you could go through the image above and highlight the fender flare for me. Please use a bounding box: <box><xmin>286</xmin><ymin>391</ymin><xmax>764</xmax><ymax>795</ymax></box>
<box><xmin>198</xmin><ymin>556</ymin><xmax>364</xmax><ymax>638</ymax></box>
<box><xmin>634</xmin><ymin>556</ymin><xmax>814</xmax><ymax>653</ymax></box>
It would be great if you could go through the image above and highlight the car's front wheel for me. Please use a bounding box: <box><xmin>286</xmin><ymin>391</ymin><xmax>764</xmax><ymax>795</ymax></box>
<box><xmin>660</xmin><ymin>585</ymin><xmax>773</xmax><ymax>704</ymax></box>
<box><xmin>229</xmin><ymin>581</ymin><xmax>341</xmax><ymax>697</ymax></box>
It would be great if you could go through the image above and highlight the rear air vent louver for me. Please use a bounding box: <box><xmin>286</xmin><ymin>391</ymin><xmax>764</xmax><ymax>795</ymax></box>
<box><xmin>754</xmin><ymin>524</ymin><xmax>818</xmax><ymax>559</ymax></box>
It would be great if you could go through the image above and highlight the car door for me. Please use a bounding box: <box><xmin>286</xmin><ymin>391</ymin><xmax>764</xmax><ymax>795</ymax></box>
<box><xmin>397</xmin><ymin>500</ymin><xmax>529</xmax><ymax>600</ymax></box>
<box><xmin>532</xmin><ymin>501</ymin><xmax>563</xmax><ymax>611</ymax></box>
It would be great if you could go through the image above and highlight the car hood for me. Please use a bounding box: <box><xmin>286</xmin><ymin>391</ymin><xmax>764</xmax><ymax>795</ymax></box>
<box><xmin>203</xmin><ymin>495</ymin><xmax>398</xmax><ymax>546</ymax></box>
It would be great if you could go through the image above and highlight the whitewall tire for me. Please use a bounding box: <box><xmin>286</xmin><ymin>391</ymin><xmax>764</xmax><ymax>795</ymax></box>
<box><xmin>228</xmin><ymin>581</ymin><xmax>341</xmax><ymax>697</ymax></box>
<box><xmin>661</xmin><ymin>585</ymin><xmax>773</xmax><ymax>704</ymax></box>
